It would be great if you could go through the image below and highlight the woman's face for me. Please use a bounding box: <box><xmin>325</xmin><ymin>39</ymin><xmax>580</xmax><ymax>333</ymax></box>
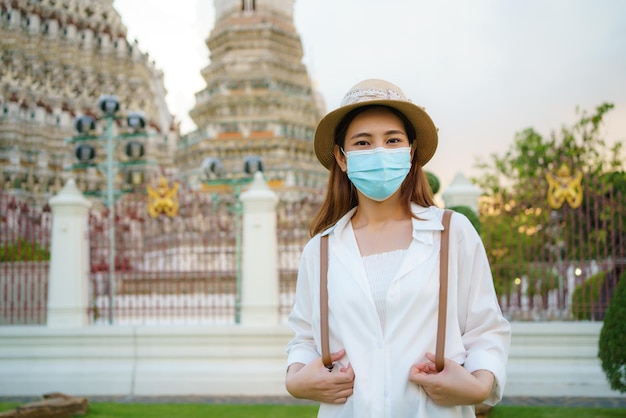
<box><xmin>334</xmin><ymin>107</ymin><xmax>412</xmax><ymax>170</ymax></box>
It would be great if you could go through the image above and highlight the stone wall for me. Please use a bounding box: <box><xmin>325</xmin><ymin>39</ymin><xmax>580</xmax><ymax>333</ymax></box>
<box><xmin>0</xmin><ymin>322</ymin><xmax>619</xmax><ymax>398</ymax></box>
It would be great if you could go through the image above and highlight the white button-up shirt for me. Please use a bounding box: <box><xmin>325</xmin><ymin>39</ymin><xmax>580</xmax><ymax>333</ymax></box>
<box><xmin>287</xmin><ymin>205</ymin><xmax>511</xmax><ymax>418</ymax></box>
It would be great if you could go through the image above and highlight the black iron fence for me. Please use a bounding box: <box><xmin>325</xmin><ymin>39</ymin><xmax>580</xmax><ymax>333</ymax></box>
<box><xmin>0</xmin><ymin>194</ymin><xmax>50</xmax><ymax>324</ymax></box>
<box><xmin>1</xmin><ymin>171</ymin><xmax>623</xmax><ymax>325</ymax></box>
<box><xmin>480</xmin><ymin>172</ymin><xmax>625</xmax><ymax>321</ymax></box>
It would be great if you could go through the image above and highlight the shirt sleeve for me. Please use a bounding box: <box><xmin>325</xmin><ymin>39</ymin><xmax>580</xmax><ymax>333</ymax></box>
<box><xmin>453</xmin><ymin>213</ymin><xmax>511</xmax><ymax>405</ymax></box>
<box><xmin>286</xmin><ymin>236</ymin><xmax>322</xmax><ymax>367</ymax></box>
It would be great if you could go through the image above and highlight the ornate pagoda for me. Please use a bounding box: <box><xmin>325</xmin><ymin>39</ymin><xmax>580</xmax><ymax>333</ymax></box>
<box><xmin>176</xmin><ymin>0</ymin><xmax>327</xmax><ymax>195</ymax></box>
<box><xmin>0</xmin><ymin>0</ymin><xmax>178</xmax><ymax>204</ymax></box>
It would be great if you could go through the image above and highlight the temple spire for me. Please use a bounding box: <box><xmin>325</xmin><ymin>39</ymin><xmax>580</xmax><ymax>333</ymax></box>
<box><xmin>177</xmin><ymin>0</ymin><xmax>327</xmax><ymax>193</ymax></box>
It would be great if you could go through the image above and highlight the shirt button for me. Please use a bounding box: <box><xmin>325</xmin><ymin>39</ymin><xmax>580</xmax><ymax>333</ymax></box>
<box><xmin>377</xmin><ymin>342</ymin><xmax>383</xmax><ymax>349</ymax></box>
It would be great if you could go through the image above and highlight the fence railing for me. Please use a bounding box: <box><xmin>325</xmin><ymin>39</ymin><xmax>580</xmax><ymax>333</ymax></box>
<box><xmin>87</xmin><ymin>189</ymin><xmax>240</xmax><ymax>325</ymax></box>
<box><xmin>85</xmin><ymin>186</ymin><xmax>322</xmax><ymax>325</ymax></box>
<box><xmin>0</xmin><ymin>261</ymin><xmax>48</xmax><ymax>325</ymax></box>
<box><xmin>0</xmin><ymin>194</ymin><xmax>50</xmax><ymax>325</ymax></box>
<box><xmin>1</xmin><ymin>173</ymin><xmax>623</xmax><ymax>325</ymax></box>
<box><xmin>480</xmin><ymin>173</ymin><xmax>625</xmax><ymax>321</ymax></box>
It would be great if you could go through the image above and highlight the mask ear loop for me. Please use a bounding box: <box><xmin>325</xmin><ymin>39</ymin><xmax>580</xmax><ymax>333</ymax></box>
<box><xmin>410</xmin><ymin>139</ymin><xmax>418</xmax><ymax>163</ymax></box>
<box><xmin>339</xmin><ymin>148</ymin><xmax>356</xmax><ymax>194</ymax></box>
<box><xmin>339</xmin><ymin>148</ymin><xmax>348</xmax><ymax>173</ymax></box>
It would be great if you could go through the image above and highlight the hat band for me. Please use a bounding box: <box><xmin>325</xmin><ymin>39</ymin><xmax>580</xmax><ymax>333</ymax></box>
<box><xmin>341</xmin><ymin>88</ymin><xmax>406</xmax><ymax>106</ymax></box>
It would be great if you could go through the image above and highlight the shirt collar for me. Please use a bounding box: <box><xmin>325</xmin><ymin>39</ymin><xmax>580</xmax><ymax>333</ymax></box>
<box><xmin>321</xmin><ymin>204</ymin><xmax>443</xmax><ymax>245</ymax></box>
<box><xmin>410</xmin><ymin>204</ymin><xmax>444</xmax><ymax>246</ymax></box>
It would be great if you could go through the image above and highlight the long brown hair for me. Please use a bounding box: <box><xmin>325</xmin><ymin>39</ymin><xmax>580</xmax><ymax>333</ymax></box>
<box><xmin>309</xmin><ymin>105</ymin><xmax>436</xmax><ymax>237</ymax></box>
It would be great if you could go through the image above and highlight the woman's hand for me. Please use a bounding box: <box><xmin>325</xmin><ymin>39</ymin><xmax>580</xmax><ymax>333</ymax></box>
<box><xmin>408</xmin><ymin>352</ymin><xmax>494</xmax><ymax>406</ymax></box>
<box><xmin>286</xmin><ymin>349</ymin><xmax>355</xmax><ymax>404</ymax></box>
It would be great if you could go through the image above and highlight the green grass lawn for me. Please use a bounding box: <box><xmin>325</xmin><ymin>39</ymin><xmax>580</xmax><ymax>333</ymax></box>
<box><xmin>0</xmin><ymin>402</ymin><xmax>623</xmax><ymax>417</ymax></box>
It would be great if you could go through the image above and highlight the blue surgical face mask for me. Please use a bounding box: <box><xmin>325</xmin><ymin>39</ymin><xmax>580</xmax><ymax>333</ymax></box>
<box><xmin>343</xmin><ymin>147</ymin><xmax>412</xmax><ymax>202</ymax></box>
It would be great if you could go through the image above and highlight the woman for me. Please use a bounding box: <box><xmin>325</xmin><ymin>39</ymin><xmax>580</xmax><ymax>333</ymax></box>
<box><xmin>286</xmin><ymin>79</ymin><xmax>510</xmax><ymax>417</ymax></box>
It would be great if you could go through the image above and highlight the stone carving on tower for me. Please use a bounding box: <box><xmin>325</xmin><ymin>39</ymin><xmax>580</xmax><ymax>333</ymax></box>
<box><xmin>0</xmin><ymin>0</ymin><xmax>178</xmax><ymax>204</ymax></box>
<box><xmin>177</xmin><ymin>0</ymin><xmax>327</xmax><ymax>195</ymax></box>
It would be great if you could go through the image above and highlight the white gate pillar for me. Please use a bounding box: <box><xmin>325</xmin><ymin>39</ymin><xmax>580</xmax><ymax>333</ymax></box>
<box><xmin>47</xmin><ymin>179</ymin><xmax>92</xmax><ymax>327</ymax></box>
<box><xmin>239</xmin><ymin>172</ymin><xmax>279</xmax><ymax>325</ymax></box>
<box><xmin>441</xmin><ymin>171</ymin><xmax>482</xmax><ymax>214</ymax></box>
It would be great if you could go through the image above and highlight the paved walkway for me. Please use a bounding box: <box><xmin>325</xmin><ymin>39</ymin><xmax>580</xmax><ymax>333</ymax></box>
<box><xmin>499</xmin><ymin>396</ymin><xmax>626</xmax><ymax>408</ymax></box>
<box><xmin>2</xmin><ymin>395</ymin><xmax>625</xmax><ymax>408</ymax></box>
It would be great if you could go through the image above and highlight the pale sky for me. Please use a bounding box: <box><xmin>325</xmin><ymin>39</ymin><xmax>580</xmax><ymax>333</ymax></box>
<box><xmin>113</xmin><ymin>0</ymin><xmax>626</xmax><ymax>188</ymax></box>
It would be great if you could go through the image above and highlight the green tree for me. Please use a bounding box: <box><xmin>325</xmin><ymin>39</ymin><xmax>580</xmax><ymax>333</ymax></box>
<box><xmin>473</xmin><ymin>103</ymin><xmax>624</xmax><ymax>301</ymax></box>
<box><xmin>426</xmin><ymin>171</ymin><xmax>440</xmax><ymax>195</ymax></box>
<box><xmin>599</xmin><ymin>269</ymin><xmax>626</xmax><ymax>393</ymax></box>
<box><xmin>475</xmin><ymin>103</ymin><xmax>622</xmax><ymax>193</ymax></box>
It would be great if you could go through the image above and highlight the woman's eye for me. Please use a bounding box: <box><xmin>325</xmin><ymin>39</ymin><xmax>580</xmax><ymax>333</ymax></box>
<box><xmin>388</xmin><ymin>138</ymin><xmax>402</xmax><ymax>144</ymax></box>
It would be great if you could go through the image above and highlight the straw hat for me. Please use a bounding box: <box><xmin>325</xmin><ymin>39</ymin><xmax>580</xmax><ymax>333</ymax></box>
<box><xmin>314</xmin><ymin>79</ymin><xmax>438</xmax><ymax>170</ymax></box>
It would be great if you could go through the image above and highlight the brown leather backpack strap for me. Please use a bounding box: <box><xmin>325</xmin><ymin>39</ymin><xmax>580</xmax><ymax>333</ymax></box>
<box><xmin>320</xmin><ymin>234</ymin><xmax>332</xmax><ymax>370</ymax></box>
<box><xmin>436</xmin><ymin>209</ymin><xmax>453</xmax><ymax>372</ymax></box>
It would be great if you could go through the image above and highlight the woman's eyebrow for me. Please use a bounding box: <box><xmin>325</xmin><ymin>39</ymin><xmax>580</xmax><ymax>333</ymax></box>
<box><xmin>348</xmin><ymin>129</ymin><xmax>406</xmax><ymax>141</ymax></box>
<box><xmin>384</xmin><ymin>129</ymin><xmax>407</xmax><ymax>136</ymax></box>
<box><xmin>348</xmin><ymin>132</ymin><xmax>373</xmax><ymax>141</ymax></box>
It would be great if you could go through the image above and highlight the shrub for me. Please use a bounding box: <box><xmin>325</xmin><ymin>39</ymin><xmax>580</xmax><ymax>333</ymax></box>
<box><xmin>0</xmin><ymin>240</ymin><xmax>50</xmax><ymax>262</ymax></box>
<box><xmin>426</xmin><ymin>171</ymin><xmax>440</xmax><ymax>195</ymax></box>
<box><xmin>448</xmin><ymin>205</ymin><xmax>481</xmax><ymax>233</ymax></box>
<box><xmin>598</xmin><ymin>268</ymin><xmax>626</xmax><ymax>393</ymax></box>
<box><xmin>571</xmin><ymin>271</ymin><xmax>606</xmax><ymax>320</ymax></box>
